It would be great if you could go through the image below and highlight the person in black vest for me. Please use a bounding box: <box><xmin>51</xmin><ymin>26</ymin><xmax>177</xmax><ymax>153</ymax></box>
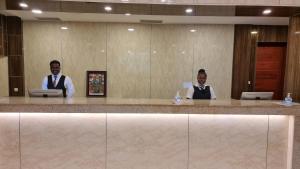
<box><xmin>42</xmin><ymin>60</ymin><xmax>75</xmax><ymax>97</ymax></box>
<box><xmin>186</xmin><ymin>69</ymin><xmax>216</xmax><ymax>99</ymax></box>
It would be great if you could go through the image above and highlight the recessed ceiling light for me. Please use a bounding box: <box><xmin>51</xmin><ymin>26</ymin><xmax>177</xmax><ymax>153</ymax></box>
<box><xmin>61</xmin><ymin>26</ymin><xmax>68</xmax><ymax>30</ymax></box>
<box><xmin>263</xmin><ymin>9</ymin><xmax>272</xmax><ymax>15</ymax></box>
<box><xmin>19</xmin><ymin>2</ymin><xmax>28</xmax><ymax>8</ymax></box>
<box><xmin>32</xmin><ymin>9</ymin><xmax>42</xmax><ymax>14</ymax></box>
<box><xmin>128</xmin><ymin>28</ymin><xmax>135</xmax><ymax>32</ymax></box>
<box><xmin>185</xmin><ymin>8</ymin><xmax>193</xmax><ymax>13</ymax></box>
<box><xmin>251</xmin><ymin>31</ymin><xmax>258</xmax><ymax>34</ymax></box>
<box><xmin>121</xmin><ymin>0</ymin><xmax>129</xmax><ymax>2</ymax></box>
<box><xmin>161</xmin><ymin>0</ymin><xmax>166</xmax><ymax>2</ymax></box>
<box><xmin>190</xmin><ymin>29</ymin><xmax>196</xmax><ymax>33</ymax></box>
<box><xmin>104</xmin><ymin>6</ymin><xmax>112</xmax><ymax>12</ymax></box>
<box><xmin>125</xmin><ymin>13</ymin><xmax>131</xmax><ymax>16</ymax></box>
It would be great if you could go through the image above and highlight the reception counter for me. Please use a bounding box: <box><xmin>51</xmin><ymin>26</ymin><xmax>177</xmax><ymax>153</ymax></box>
<box><xmin>0</xmin><ymin>97</ymin><xmax>299</xmax><ymax>169</ymax></box>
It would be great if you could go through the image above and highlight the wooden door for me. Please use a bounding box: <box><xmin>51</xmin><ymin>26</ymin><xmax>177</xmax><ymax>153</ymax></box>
<box><xmin>255</xmin><ymin>43</ymin><xmax>286</xmax><ymax>100</ymax></box>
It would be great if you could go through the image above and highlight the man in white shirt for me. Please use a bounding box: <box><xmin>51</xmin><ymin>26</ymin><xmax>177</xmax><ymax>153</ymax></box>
<box><xmin>42</xmin><ymin>60</ymin><xmax>75</xmax><ymax>97</ymax></box>
<box><xmin>186</xmin><ymin>69</ymin><xmax>216</xmax><ymax>100</ymax></box>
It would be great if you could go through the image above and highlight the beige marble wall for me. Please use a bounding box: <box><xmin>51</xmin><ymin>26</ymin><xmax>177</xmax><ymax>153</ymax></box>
<box><xmin>280</xmin><ymin>0</ymin><xmax>300</xmax><ymax>5</ymax></box>
<box><xmin>0</xmin><ymin>113</ymin><xmax>20</xmax><ymax>169</ymax></box>
<box><xmin>0</xmin><ymin>56</ymin><xmax>8</xmax><ymax>96</ymax></box>
<box><xmin>20</xmin><ymin>113</ymin><xmax>106</xmax><ymax>169</ymax></box>
<box><xmin>150</xmin><ymin>25</ymin><xmax>194</xmax><ymax>98</ymax></box>
<box><xmin>193</xmin><ymin>25</ymin><xmax>234</xmax><ymax>99</ymax></box>
<box><xmin>23</xmin><ymin>21</ymin><xmax>234</xmax><ymax>99</ymax></box>
<box><xmin>61</xmin><ymin>22</ymin><xmax>107</xmax><ymax>96</ymax></box>
<box><xmin>106</xmin><ymin>114</ymin><xmax>188</xmax><ymax>169</ymax></box>
<box><xmin>38</xmin><ymin>0</ymin><xmax>300</xmax><ymax>6</ymax></box>
<box><xmin>107</xmin><ymin>24</ymin><xmax>151</xmax><ymax>98</ymax></box>
<box><xmin>194</xmin><ymin>0</ymin><xmax>278</xmax><ymax>5</ymax></box>
<box><xmin>23</xmin><ymin>22</ymin><xmax>62</xmax><ymax>92</ymax></box>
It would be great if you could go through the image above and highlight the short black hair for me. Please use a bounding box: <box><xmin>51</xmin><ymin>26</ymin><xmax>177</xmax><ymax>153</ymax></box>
<box><xmin>50</xmin><ymin>60</ymin><xmax>60</xmax><ymax>66</ymax></box>
<box><xmin>198</xmin><ymin>69</ymin><xmax>207</xmax><ymax>76</ymax></box>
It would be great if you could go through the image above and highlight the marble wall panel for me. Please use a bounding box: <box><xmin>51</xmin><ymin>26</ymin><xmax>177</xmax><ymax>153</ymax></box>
<box><xmin>23</xmin><ymin>21</ymin><xmax>234</xmax><ymax>98</ymax></box>
<box><xmin>23</xmin><ymin>22</ymin><xmax>62</xmax><ymax>93</ymax></box>
<box><xmin>20</xmin><ymin>113</ymin><xmax>106</xmax><ymax>169</ymax></box>
<box><xmin>0</xmin><ymin>113</ymin><xmax>20</xmax><ymax>169</ymax></box>
<box><xmin>280</xmin><ymin>0</ymin><xmax>300</xmax><ymax>5</ymax></box>
<box><xmin>49</xmin><ymin>0</ymin><xmax>290</xmax><ymax>6</ymax></box>
<box><xmin>193</xmin><ymin>25</ymin><xmax>234</xmax><ymax>99</ymax></box>
<box><xmin>106</xmin><ymin>114</ymin><xmax>188</xmax><ymax>169</ymax></box>
<box><xmin>61</xmin><ymin>22</ymin><xmax>107</xmax><ymax>96</ymax></box>
<box><xmin>267</xmin><ymin>115</ymin><xmax>290</xmax><ymax>169</ymax></box>
<box><xmin>150</xmin><ymin>25</ymin><xmax>194</xmax><ymax>99</ymax></box>
<box><xmin>107</xmin><ymin>23</ymin><xmax>151</xmax><ymax>98</ymax></box>
<box><xmin>189</xmin><ymin>115</ymin><xmax>268</xmax><ymax>169</ymax></box>
<box><xmin>0</xmin><ymin>57</ymin><xmax>8</xmax><ymax>96</ymax></box>
<box><xmin>194</xmin><ymin>0</ymin><xmax>278</xmax><ymax>5</ymax></box>
<box><xmin>152</xmin><ymin>0</ymin><xmax>194</xmax><ymax>4</ymax></box>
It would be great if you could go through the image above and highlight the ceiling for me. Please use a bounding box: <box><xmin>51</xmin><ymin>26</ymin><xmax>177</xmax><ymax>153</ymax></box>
<box><xmin>1</xmin><ymin>0</ymin><xmax>298</xmax><ymax>25</ymax></box>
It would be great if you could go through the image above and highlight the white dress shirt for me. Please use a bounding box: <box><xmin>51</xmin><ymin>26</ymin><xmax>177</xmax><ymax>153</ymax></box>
<box><xmin>42</xmin><ymin>73</ymin><xmax>75</xmax><ymax>97</ymax></box>
<box><xmin>186</xmin><ymin>83</ymin><xmax>216</xmax><ymax>99</ymax></box>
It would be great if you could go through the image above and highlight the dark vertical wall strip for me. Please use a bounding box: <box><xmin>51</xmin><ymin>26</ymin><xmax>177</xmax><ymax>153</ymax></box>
<box><xmin>285</xmin><ymin>15</ymin><xmax>300</xmax><ymax>102</ymax></box>
<box><xmin>7</xmin><ymin>16</ymin><xmax>24</xmax><ymax>96</ymax></box>
<box><xmin>256</xmin><ymin>26</ymin><xmax>288</xmax><ymax>42</ymax></box>
<box><xmin>248</xmin><ymin>30</ymin><xmax>258</xmax><ymax>92</ymax></box>
<box><xmin>231</xmin><ymin>25</ymin><xmax>255</xmax><ymax>99</ymax></box>
<box><xmin>231</xmin><ymin>25</ymin><xmax>288</xmax><ymax>99</ymax></box>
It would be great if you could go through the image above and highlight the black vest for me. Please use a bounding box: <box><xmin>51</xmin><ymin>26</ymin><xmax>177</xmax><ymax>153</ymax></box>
<box><xmin>47</xmin><ymin>75</ymin><xmax>67</xmax><ymax>97</ymax></box>
<box><xmin>192</xmin><ymin>85</ymin><xmax>211</xmax><ymax>99</ymax></box>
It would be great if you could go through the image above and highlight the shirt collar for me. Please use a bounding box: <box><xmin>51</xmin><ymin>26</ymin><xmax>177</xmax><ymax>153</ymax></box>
<box><xmin>52</xmin><ymin>73</ymin><xmax>61</xmax><ymax>79</ymax></box>
<box><xmin>195</xmin><ymin>83</ymin><xmax>207</xmax><ymax>88</ymax></box>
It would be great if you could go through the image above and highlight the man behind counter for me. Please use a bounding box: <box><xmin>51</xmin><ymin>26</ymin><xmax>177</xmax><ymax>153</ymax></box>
<box><xmin>186</xmin><ymin>69</ymin><xmax>216</xmax><ymax>100</ymax></box>
<box><xmin>42</xmin><ymin>60</ymin><xmax>75</xmax><ymax>97</ymax></box>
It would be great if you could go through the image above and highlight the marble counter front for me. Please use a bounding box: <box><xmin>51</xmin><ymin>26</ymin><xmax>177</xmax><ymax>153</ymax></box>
<box><xmin>0</xmin><ymin>97</ymin><xmax>300</xmax><ymax>115</ymax></box>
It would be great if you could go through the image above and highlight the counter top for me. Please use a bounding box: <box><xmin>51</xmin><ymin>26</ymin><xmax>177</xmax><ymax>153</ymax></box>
<box><xmin>0</xmin><ymin>97</ymin><xmax>299</xmax><ymax>115</ymax></box>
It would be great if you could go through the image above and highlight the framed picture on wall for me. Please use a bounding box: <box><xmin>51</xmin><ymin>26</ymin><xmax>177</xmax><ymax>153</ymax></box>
<box><xmin>86</xmin><ymin>71</ymin><xmax>107</xmax><ymax>97</ymax></box>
